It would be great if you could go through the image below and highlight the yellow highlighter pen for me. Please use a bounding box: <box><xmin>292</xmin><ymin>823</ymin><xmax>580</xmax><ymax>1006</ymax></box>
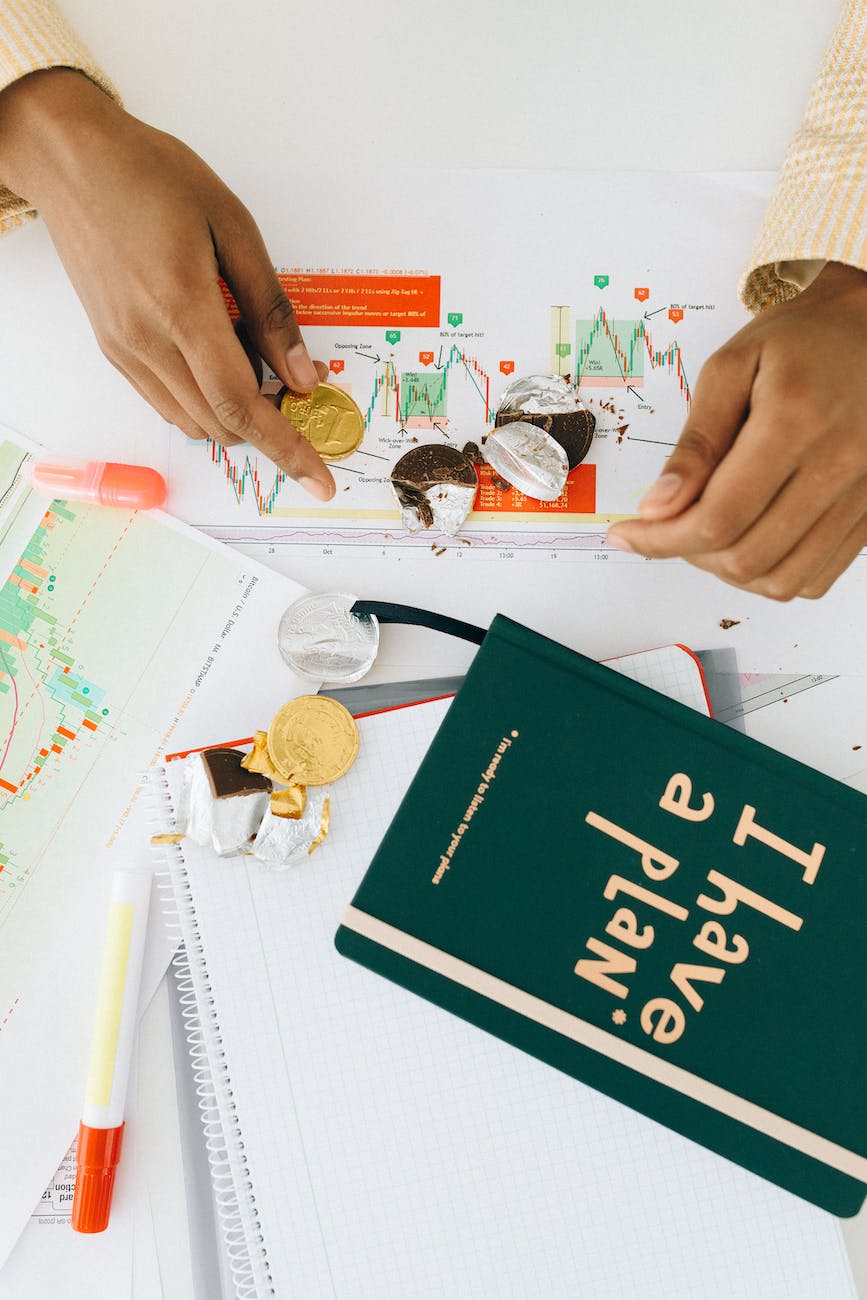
<box><xmin>71</xmin><ymin>868</ymin><xmax>152</xmax><ymax>1233</ymax></box>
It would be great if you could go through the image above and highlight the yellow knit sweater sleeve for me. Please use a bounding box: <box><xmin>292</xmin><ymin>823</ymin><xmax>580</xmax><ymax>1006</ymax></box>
<box><xmin>0</xmin><ymin>0</ymin><xmax>120</xmax><ymax>232</ymax></box>
<box><xmin>740</xmin><ymin>0</ymin><xmax>867</xmax><ymax>311</ymax></box>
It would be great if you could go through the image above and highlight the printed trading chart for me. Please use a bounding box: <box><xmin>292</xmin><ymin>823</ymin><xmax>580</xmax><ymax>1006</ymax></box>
<box><xmin>162</xmin><ymin>172</ymin><xmax>761</xmax><ymax>564</ymax></box>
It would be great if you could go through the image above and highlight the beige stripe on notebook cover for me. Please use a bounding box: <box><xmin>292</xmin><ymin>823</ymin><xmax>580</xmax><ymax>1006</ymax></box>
<box><xmin>342</xmin><ymin>905</ymin><xmax>867</xmax><ymax>1183</ymax></box>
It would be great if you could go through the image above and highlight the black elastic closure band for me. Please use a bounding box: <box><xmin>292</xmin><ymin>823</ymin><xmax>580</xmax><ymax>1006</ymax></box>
<box><xmin>350</xmin><ymin>601</ymin><xmax>486</xmax><ymax>646</ymax></box>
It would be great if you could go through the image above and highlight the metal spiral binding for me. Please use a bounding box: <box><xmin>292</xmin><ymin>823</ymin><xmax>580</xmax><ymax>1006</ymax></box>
<box><xmin>147</xmin><ymin>769</ymin><xmax>275</xmax><ymax>1299</ymax></box>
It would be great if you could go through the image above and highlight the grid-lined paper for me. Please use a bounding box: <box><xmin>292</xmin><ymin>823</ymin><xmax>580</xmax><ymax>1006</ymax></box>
<box><xmin>169</xmin><ymin>668</ymin><xmax>855</xmax><ymax>1299</ymax></box>
<box><xmin>604</xmin><ymin>644</ymin><xmax>712</xmax><ymax>713</ymax></box>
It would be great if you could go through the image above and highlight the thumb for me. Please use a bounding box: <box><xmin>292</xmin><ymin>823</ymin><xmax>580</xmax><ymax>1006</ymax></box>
<box><xmin>636</xmin><ymin>344</ymin><xmax>757</xmax><ymax>519</ymax></box>
<box><xmin>216</xmin><ymin>209</ymin><xmax>320</xmax><ymax>394</ymax></box>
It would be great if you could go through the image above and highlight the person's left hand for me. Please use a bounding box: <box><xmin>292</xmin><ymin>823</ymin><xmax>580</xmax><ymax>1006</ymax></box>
<box><xmin>606</xmin><ymin>262</ymin><xmax>867</xmax><ymax>600</ymax></box>
<box><xmin>0</xmin><ymin>68</ymin><xmax>336</xmax><ymax>501</ymax></box>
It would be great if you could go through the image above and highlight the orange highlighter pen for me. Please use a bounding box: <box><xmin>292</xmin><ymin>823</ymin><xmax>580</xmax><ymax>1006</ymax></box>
<box><xmin>31</xmin><ymin>460</ymin><xmax>167</xmax><ymax>510</ymax></box>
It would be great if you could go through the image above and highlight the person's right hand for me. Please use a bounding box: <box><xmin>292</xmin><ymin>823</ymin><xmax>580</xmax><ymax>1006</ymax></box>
<box><xmin>0</xmin><ymin>67</ymin><xmax>335</xmax><ymax>501</ymax></box>
<box><xmin>607</xmin><ymin>262</ymin><xmax>867</xmax><ymax>599</ymax></box>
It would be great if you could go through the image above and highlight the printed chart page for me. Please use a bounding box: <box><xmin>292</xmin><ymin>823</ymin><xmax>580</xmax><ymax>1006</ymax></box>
<box><xmin>154</xmin><ymin>169</ymin><xmax>863</xmax><ymax>577</ymax></box>
<box><xmin>165</xmin><ymin>171</ymin><xmax>761</xmax><ymax>559</ymax></box>
<box><xmin>0</xmin><ymin>432</ymin><xmax>312</xmax><ymax>1268</ymax></box>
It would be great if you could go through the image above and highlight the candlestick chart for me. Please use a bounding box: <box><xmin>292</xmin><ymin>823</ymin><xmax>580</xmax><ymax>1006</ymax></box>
<box><xmin>0</xmin><ymin>498</ymin><xmax>117</xmax><ymax>915</ymax></box>
<box><xmin>554</xmin><ymin>307</ymin><xmax>692</xmax><ymax>402</ymax></box>
<box><xmin>167</xmin><ymin>275</ymin><xmax>720</xmax><ymax>550</ymax></box>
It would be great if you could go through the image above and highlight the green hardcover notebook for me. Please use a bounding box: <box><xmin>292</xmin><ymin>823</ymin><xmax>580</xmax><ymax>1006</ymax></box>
<box><xmin>336</xmin><ymin>615</ymin><xmax>867</xmax><ymax>1215</ymax></box>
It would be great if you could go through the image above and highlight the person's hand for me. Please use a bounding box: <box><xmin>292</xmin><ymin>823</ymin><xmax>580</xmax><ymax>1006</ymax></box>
<box><xmin>607</xmin><ymin>262</ymin><xmax>867</xmax><ymax>599</ymax></box>
<box><xmin>0</xmin><ymin>68</ymin><xmax>335</xmax><ymax>501</ymax></box>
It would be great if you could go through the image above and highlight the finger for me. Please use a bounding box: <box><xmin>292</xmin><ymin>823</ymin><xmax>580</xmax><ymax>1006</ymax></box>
<box><xmin>687</xmin><ymin>483</ymin><xmax>867</xmax><ymax>600</ymax></box>
<box><xmin>608</xmin><ymin>395</ymin><xmax>859</xmax><ymax>563</ymax></box>
<box><xmin>799</xmin><ymin>515</ymin><xmax>867</xmax><ymax>599</ymax></box>
<box><xmin>607</xmin><ymin>411</ymin><xmax>794</xmax><ymax>559</ymax></box>
<box><xmin>214</xmin><ymin>208</ymin><xmax>320</xmax><ymax>395</ymax></box>
<box><xmin>685</xmin><ymin>451</ymin><xmax>866</xmax><ymax>586</ymax></box>
<box><xmin>175</xmin><ymin>285</ymin><xmax>336</xmax><ymax>499</ymax></box>
<box><xmin>127</xmin><ymin>343</ymin><xmax>246</xmax><ymax>446</ymax></box>
<box><xmin>635</xmin><ymin>343</ymin><xmax>758</xmax><ymax>520</ymax></box>
<box><xmin>111</xmin><ymin>352</ymin><xmax>215</xmax><ymax>442</ymax></box>
<box><xmin>233</xmin><ymin>318</ymin><xmax>264</xmax><ymax>388</ymax></box>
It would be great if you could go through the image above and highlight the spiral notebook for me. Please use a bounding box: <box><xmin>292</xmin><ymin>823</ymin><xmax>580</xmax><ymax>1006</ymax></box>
<box><xmin>152</xmin><ymin>651</ymin><xmax>854</xmax><ymax>1300</ymax></box>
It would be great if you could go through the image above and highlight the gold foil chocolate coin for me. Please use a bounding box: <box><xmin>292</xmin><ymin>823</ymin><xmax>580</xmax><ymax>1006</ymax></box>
<box><xmin>266</xmin><ymin>695</ymin><xmax>359</xmax><ymax>786</ymax></box>
<box><xmin>279</xmin><ymin>382</ymin><xmax>365</xmax><ymax>461</ymax></box>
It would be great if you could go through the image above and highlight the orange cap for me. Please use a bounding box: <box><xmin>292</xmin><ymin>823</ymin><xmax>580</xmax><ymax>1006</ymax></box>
<box><xmin>31</xmin><ymin>460</ymin><xmax>167</xmax><ymax>510</ymax></box>
<box><xmin>71</xmin><ymin>1121</ymin><xmax>125</xmax><ymax>1233</ymax></box>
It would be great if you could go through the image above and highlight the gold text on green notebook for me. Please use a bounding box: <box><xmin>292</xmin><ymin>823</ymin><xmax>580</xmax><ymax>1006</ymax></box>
<box><xmin>433</xmin><ymin>730</ymin><xmax>520</xmax><ymax>885</ymax></box>
<box><xmin>573</xmin><ymin>771</ymin><xmax>826</xmax><ymax>1047</ymax></box>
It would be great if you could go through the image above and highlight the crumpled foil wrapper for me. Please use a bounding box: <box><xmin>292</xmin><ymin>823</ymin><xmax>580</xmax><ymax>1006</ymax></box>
<box><xmin>277</xmin><ymin>591</ymin><xmax>379</xmax><ymax>684</ymax></box>
<box><xmin>498</xmin><ymin>373</ymin><xmax>584</xmax><ymax>416</ymax></box>
<box><xmin>483</xmin><ymin>421</ymin><xmax>569</xmax><ymax>501</ymax></box>
<box><xmin>177</xmin><ymin>754</ymin><xmax>271</xmax><ymax>856</ymax></box>
<box><xmin>397</xmin><ymin>482</ymin><xmax>477</xmax><ymax>535</ymax></box>
<box><xmin>253</xmin><ymin>788</ymin><xmax>330</xmax><ymax>868</ymax></box>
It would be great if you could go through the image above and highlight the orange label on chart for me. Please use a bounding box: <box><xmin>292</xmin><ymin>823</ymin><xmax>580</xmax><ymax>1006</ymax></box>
<box><xmin>220</xmin><ymin>275</ymin><xmax>441</xmax><ymax>328</ymax></box>
<box><xmin>473</xmin><ymin>464</ymin><xmax>596</xmax><ymax>514</ymax></box>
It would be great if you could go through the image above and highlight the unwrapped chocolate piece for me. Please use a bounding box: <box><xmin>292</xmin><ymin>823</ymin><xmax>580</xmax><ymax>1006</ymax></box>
<box><xmin>178</xmin><ymin>749</ymin><xmax>272</xmax><ymax>856</ymax></box>
<box><xmin>390</xmin><ymin>445</ymin><xmax>478</xmax><ymax>534</ymax></box>
<box><xmin>496</xmin><ymin>373</ymin><xmax>595</xmax><ymax>469</ymax></box>
<box><xmin>203</xmin><ymin>747</ymin><xmax>272</xmax><ymax>799</ymax></box>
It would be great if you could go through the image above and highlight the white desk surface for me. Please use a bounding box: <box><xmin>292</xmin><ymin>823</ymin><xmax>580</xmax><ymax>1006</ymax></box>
<box><xmin>1</xmin><ymin>0</ymin><xmax>864</xmax><ymax>1294</ymax></box>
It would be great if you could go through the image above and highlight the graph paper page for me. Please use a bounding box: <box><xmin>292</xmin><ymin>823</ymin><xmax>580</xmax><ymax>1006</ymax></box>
<box><xmin>172</xmin><ymin>691</ymin><xmax>854</xmax><ymax>1299</ymax></box>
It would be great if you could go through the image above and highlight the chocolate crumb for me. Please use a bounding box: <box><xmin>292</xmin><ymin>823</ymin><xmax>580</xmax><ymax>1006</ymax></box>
<box><xmin>462</xmin><ymin>441</ymin><xmax>483</xmax><ymax>464</ymax></box>
<box><xmin>434</xmin><ymin>546</ymin><xmax>446</xmax><ymax>556</ymax></box>
<box><xmin>491</xmin><ymin>474</ymin><xmax>511</xmax><ymax>491</ymax></box>
<box><xmin>719</xmin><ymin>619</ymin><xmax>741</xmax><ymax>630</ymax></box>
<box><xmin>853</xmin><ymin>744</ymin><xmax>862</xmax><ymax>751</ymax></box>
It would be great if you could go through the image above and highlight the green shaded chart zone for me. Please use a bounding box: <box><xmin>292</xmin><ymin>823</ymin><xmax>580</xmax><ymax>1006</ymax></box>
<box><xmin>575</xmin><ymin>316</ymin><xmax>645</xmax><ymax>387</ymax></box>
<box><xmin>399</xmin><ymin>370</ymin><xmax>447</xmax><ymax>426</ymax></box>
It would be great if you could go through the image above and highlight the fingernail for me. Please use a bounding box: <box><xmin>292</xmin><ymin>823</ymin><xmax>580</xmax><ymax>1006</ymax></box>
<box><xmin>638</xmin><ymin>472</ymin><xmax>681</xmax><ymax>514</ymax></box>
<box><xmin>300</xmin><ymin>474</ymin><xmax>335</xmax><ymax>502</ymax></box>
<box><xmin>606</xmin><ymin>533</ymin><xmax>633</xmax><ymax>553</ymax></box>
<box><xmin>285</xmin><ymin>343</ymin><xmax>320</xmax><ymax>392</ymax></box>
